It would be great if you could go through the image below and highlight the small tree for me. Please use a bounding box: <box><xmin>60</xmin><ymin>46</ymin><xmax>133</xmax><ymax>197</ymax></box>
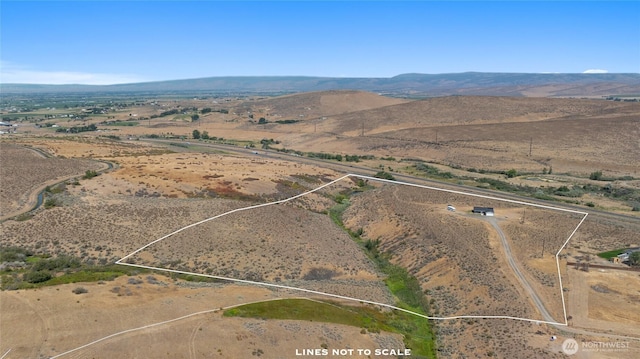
<box><xmin>374</xmin><ymin>171</ymin><xmax>395</xmax><ymax>181</ymax></box>
<box><xmin>630</xmin><ymin>251</ymin><xmax>640</xmax><ymax>267</ymax></box>
<box><xmin>201</xmin><ymin>131</ymin><xmax>209</xmax><ymax>140</ymax></box>
<box><xmin>506</xmin><ymin>169</ymin><xmax>518</xmax><ymax>178</ymax></box>
<box><xmin>192</xmin><ymin>129</ymin><xmax>201</xmax><ymax>139</ymax></box>
<box><xmin>258</xmin><ymin>117</ymin><xmax>267</xmax><ymax>124</ymax></box>
<box><xmin>83</xmin><ymin>170</ymin><xmax>98</xmax><ymax>179</ymax></box>
<box><xmin>191</xmin><ymin>114</ymin><xmax>200</xmax><ymax>122</ymax></box>
<box><xmin>24</xmin><ymin>271</ymin><xmax>52</xmax><ymax>283</ymax></box>
<box><xmin>589</xmin><ymin>171</ymin><xmax>603</xmax><ymax>180</ymax></box>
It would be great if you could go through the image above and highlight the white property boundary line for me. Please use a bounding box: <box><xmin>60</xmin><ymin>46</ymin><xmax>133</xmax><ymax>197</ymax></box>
<box><xmin>116</xmin><ymin>173</ymin><xmax>588</xmax><ymax>327</ymax></box>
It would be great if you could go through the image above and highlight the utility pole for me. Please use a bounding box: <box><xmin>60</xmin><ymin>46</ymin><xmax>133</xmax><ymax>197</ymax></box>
<box><xmin>435</xmin><ymin>130</ymin><xmax>438</xmax><ymax>144</ymax></box>
<box><xmin>529</xmin><ymin>137</ymin><xmax>533</xmax><ymax>157</ymax></box>
<box><xmin>541</xmin><ymin>236</ymin><xmax>546</xmax><ymax>258</ymax></box>
<box><xmin>361</xmin><ymin>120</ymin><xmax>365</xmax><ymax>136</ymax></box>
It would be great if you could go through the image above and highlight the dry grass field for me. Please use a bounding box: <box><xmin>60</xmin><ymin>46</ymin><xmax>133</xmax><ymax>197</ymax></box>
<box><xmin>0</xmin><ymin>275</ymin><xmax>404</xmax><ymax>359</ymax></box>
<box><xmin>16</xmin><ymin>92</ymin><xmax>640</xmax><ymax>180</ymax></box>
<box><xmin>127</xmin><ymin>195</ymin><xmax>394</xmax><ymax>305</ymax></box>
<box><xmin>340</xmin><ymin>184</ymin><xmax>585</xmax><ymax>358</ymax></box>
<box><xmin>198</xmin><ymin>94</ymin><xmax>640</xmax><ymax>177</ymax></box>
<box><xmin>2</xmin><ymin>91</ymin><xmax>640</xmax><ymax>358</ymax></box>
<box><xmin>233</xmin><ymin>90</ymin><xmax>410</xmax><ymax>120</ymax></box>
<box><xmin>0</xmin><ymin>142</ymin><xmax>103</xmax><ymax>219</ymax></box>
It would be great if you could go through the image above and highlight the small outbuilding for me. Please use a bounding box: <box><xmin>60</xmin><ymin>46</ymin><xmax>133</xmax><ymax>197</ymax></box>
<box><xmin>472</xmin><ymin>207</ymin><xmax>494</xmax><ymax>216</ymax></box>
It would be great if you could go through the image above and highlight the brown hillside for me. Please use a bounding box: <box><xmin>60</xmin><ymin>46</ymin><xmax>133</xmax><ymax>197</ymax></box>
<box><xmin>233</xmin><ymin>90</ymin><xmax>410</xmax><ymax>121</ymax></box>
<box><xmin>327</xmin><ymin>96</ymin><xmax>640</xmax><ymax>134</ymax></box>
<box><xmin>268</xmin><ymin>96</ymin><xmax>640</xmax><ymax>176</ymax></box>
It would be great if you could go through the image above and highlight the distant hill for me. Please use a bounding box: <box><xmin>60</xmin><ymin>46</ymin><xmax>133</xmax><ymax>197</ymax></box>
<box><xmin>2</xmin><ymin>72</ymin><xmax>639</xmax><ymax>97</ymax></box>
<box><xmin>232</xmin><ymin>90</ymin><xmax>410</xmax><ymax>119</ymax></box>
<box><xmin>327</xmin><ymin>95</ymin><xmax>640</xmax><ymax>134</ymax></box>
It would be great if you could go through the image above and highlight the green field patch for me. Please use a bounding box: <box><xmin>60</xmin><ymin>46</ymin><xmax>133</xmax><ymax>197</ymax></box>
<box><xmin>224</xmin><ymin>298</ymin><xmax>392</xmax><ymax>333</ymax></box>
<box><xmin>224</xmin><ymin>298</ymin><xmax>435</xmax><ymax>358</ymax></box>
<box><xmin>597</xmin><ymin>248</ymin><xmax>627</xmax><ymax>259</ymax></box>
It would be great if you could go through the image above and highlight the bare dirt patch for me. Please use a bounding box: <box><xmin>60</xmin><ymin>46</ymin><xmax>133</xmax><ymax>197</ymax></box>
<box><xmin>108</xmin><ymin>151</ymin><xmax>339</xmax><ymax>200</ymax></box>
<box><xmin>566</xmin><ymin>267</ymin><xmax>640</xmax><ymax>338</ymax></box>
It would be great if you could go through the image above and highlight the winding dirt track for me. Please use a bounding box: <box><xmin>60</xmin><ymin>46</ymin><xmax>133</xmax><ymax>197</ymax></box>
<box><xmin>0</xmin><ymin>147</ymin><xmax>115</xmax><ymax>222</ymax></box>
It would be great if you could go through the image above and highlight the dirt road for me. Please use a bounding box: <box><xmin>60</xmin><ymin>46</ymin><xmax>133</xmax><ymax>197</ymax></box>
<box><xmin>485</xmin><ymin>217</ymin><xmax>557</xmax><ymax>323</ymax></box>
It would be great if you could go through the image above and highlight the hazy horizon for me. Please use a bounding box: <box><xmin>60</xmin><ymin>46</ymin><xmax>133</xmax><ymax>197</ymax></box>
<box><xmin>3</xmin><ymin>71</ymin><xmax>640</xmax><ymax>87</ymax></box>
<box><xmin>2</xmin><ymin>1</ymin><xmax>638</xmax><ymax>85</ymax></box>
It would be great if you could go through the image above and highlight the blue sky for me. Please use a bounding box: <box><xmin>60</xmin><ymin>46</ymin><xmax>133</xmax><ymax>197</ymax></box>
<box><xmin>1</xmin><ymin>1</ymin><xmax>638</xmax><ymax>84</ymax></box>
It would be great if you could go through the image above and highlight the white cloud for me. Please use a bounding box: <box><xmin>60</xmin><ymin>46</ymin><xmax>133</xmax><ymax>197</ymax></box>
<box><xmin>0</xmin><ymin>61</ymin><xmax>145</xmax><ymax>85</ymax></box>
<box><xmin>582</xmin><ymin>69</ymin><xmax>609</xmax><ymax>74</ymax></box>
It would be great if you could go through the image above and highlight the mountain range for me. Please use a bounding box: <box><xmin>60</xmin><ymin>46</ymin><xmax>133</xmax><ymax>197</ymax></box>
<box><xmin>2</xmin><ymin>72</ymin><xmax>639</xmax><ymax>97</ymax></box>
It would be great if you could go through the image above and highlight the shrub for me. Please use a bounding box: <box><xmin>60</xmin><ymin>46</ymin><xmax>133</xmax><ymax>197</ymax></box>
<box><xmin>72</xmin><ymin>287</ymin><xmax>88</xmax><ymax>294</ymax></box>
<box><xmin>0</xmin><ymin>246</ymin><xmax>33</xmax><ymax>262</ymax></box>
<box><xmin>23</xmin><ymin>271</ymin><xmax>52</xmax><ymax>284</ymax></box>
<box><xmin>44</xmin><ymin>198</ymin><xmax>60</xmax><ymax>209</ymax></box>
<box><xmin>32</xmin><ymin>255</ymin><xmax>81</xmax><ymax>271</ymax></box>
<box><xmin>589</xmin><ymin>171</ymin><xmax>603</xmax><ymax>180</ymax></box>
<box><xmin>374</xmin><ymin>171</ymin><xmax>395</xmax><ymax>180</ymax></box>
<box><xmin>127</xmin><ymin>277</ymin><xmax>143</xmax><ymax>285</ymax></box>
<box><xmin>83</xmin><ymin>170</ymin><xmax>98</xmax><ymax>179</ymax></box>
<box><xmin>302</xmin><ymin>268</ymin><xmax>339</xmax><ymax>280</ymax></box>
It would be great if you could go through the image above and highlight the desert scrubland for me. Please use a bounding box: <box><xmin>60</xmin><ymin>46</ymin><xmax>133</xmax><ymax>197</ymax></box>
<box><xmin>2</xmin><ymin>92</ymin><xmax>639</xmax><ymax>358</ymax></box>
